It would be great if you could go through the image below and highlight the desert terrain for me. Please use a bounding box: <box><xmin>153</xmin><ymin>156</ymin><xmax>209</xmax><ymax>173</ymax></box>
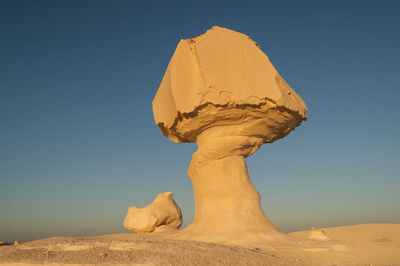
<box><xmin>1</xmin><ymin>223</ymin><xmax>399</xmax><ymax>265</ymax></box>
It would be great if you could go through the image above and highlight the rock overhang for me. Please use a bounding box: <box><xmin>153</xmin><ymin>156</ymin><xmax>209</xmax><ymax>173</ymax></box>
<box><xmin>153</xmin><ymin>26</ymin><xmax>307</xmax><ymax>143</ymax></box>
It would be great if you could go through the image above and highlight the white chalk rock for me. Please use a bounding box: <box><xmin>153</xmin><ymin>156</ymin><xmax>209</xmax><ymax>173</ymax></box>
<box><xmin>153</xmin><ymin>26</ymin><xmax>307</xmax><ymax>144</ymax></box>
<box><xmin>123</xmin><ymin>192</ymin><xmax>182</xmax><ymax>233</ymax></box>
<box><xmin>308</xmin><ymin>227</ymin><xmax>329</xmax><ymax>240</ymax></box>
<box><xmin>152</xmin><ymin>26</ymin><xmax>307</xmax><ymax>245</ymax></box>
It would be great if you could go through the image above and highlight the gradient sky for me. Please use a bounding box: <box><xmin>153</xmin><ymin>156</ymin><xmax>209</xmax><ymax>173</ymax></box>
<box><xmin>1</xmin><ymin>0</ymin><xmax>399</xmax><ymax>242</ymax></box>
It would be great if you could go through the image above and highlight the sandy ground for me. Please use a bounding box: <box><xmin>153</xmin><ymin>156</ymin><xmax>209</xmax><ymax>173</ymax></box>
<box><xmin>1</xmin><ymin>224</ymin><xmax>399</xmax><ymax>265</ymax></box>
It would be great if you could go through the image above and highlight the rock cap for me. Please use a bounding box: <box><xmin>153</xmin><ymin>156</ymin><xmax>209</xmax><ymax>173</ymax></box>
<box><xmin>153</xmin><ymin>26</ymin><xmax>307</xmax><ymax>143</ymax></box>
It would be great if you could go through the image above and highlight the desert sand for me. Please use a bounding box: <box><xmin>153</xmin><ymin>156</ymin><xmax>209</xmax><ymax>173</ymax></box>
<box><xmin>1</xmin><ymin>224</ymin><xmax>400</xmax><ymax>265</ymax></box>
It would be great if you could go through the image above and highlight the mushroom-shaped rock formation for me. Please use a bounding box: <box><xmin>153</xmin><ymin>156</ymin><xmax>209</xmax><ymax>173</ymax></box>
<box><xmin>152</xmin><ymin>26</ymin><xmax>307</xmax><ymax>244</ymax></box>
<box><xmin>123</xmin><ymin>192</ymin><xmax>182</xmax><ymax>233</ymax></box>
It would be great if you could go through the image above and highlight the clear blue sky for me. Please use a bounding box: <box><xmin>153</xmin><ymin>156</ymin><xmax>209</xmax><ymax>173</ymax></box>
<box><xmin>1</xmin><ymin>0</ymin><xmax>399</xmax><ymax>242</ymax></box>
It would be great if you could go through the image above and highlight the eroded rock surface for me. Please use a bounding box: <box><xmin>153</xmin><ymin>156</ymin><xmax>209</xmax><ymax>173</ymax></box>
<box><xmin>123</xmin><ymin>192</ymin><xmax>182</xmax><ymax>233</ymax></box>
<box><xmin>308</xmin><ymin>227</ymin><xmax>329</xmax><ymax>240</ymax></box>
<box><xmin>153</xmin><ymin>26</ymin><xmax>307</xmax><ymax>144</ymax></box>
<box><xmin>152</xmin><ymin>26</ymin><xmax>307</xmax><ymax>245</ymax></box>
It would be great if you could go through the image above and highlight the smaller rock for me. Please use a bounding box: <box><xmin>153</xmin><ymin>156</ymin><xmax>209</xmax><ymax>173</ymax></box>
<box><xmin>13</xmin><ymin>241</ymin><xmax>20</xmax><ymax>246</ymax></box>
<box><xmin>308</xmin><ymin>226</ymin><xmax>329</xmax><ymax>240</ymax></box>
<box><xmin>123</xmin><ymin>192</ymin><xmax>182</xmax><ymax>233</ymax></box>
